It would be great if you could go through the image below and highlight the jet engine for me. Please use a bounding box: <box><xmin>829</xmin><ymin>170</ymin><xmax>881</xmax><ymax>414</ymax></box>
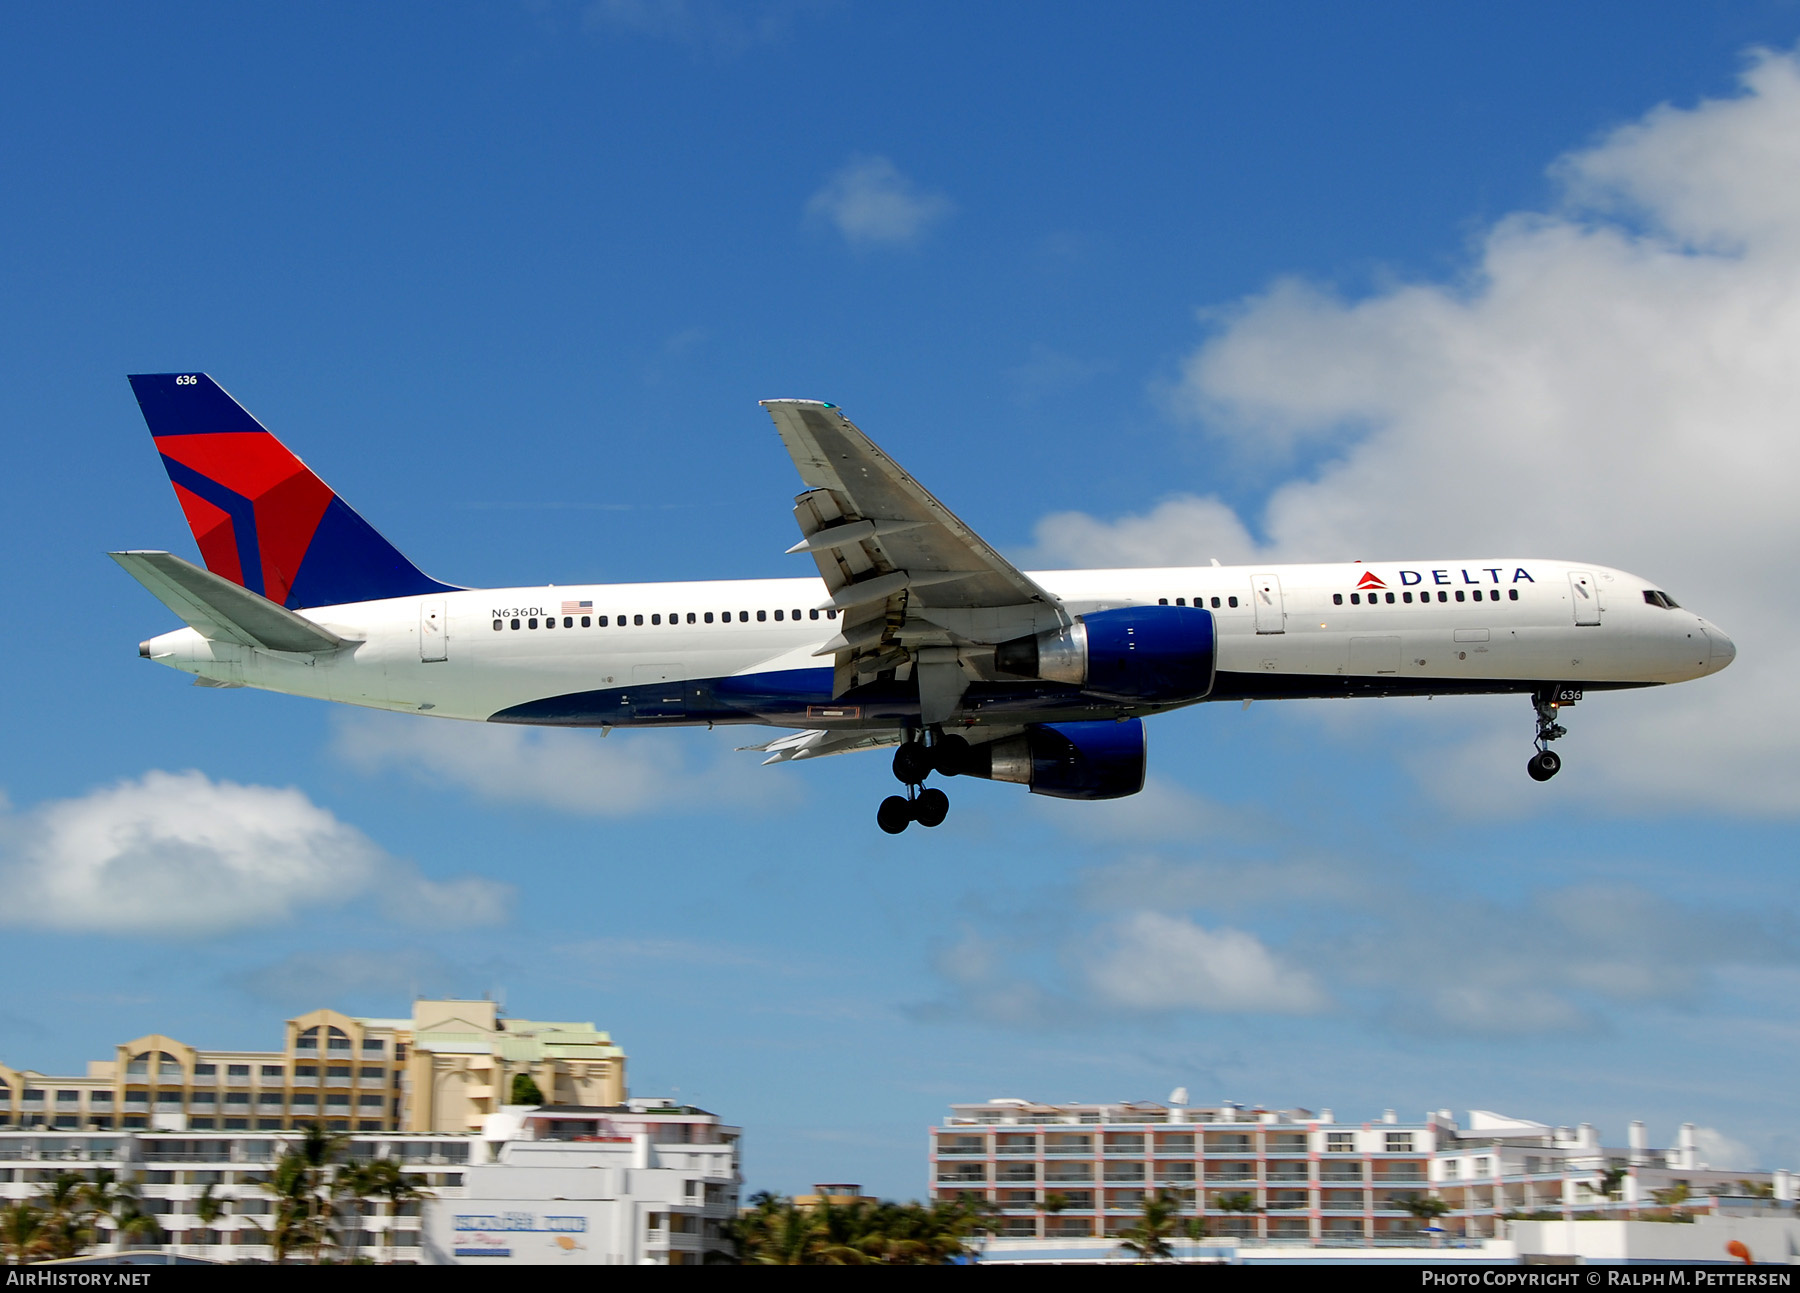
<box><xmin>959</xmin><ymin>719</ymin><xmax>1147</xmax><ymax>800</ymax></box>
<box><xmin>992</xmin><ymin>605</ymin><xmax>1215</xmax><ymax>704</ymax></box>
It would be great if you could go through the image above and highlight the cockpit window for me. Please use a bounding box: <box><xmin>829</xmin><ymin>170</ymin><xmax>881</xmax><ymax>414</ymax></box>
<box><xmin>1643</xmin><ymin>590</ymin><xmax>1681</xmax><ymax>609</ymax></box>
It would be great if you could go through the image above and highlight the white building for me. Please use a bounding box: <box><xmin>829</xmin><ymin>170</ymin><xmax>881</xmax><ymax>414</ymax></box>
<box><xmin>930</xmin><ymin>1097</ymin><xmax>1796</xmax><ymax>1248</ymax></box>
<box><xmin>422</xmin><ymin>1099</ymin><xmax>741</xmax><ymax>1266</ymax></box>
<box><xmin>0</xmin><ymin>1127</ymin><xmax>472</xmax><ymax>1260</ymax></box>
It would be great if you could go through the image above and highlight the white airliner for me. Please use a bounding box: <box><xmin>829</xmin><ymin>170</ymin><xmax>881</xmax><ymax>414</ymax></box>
<box><xmin>116</xmin><ymin>375</ymin><xmax>1735</xmax><ymax>832</ymax></box>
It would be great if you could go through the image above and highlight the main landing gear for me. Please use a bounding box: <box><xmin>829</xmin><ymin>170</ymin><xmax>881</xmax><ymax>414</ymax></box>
<box><xmin>1527</xmin><ymin>688</ymin><xmax>1575</xmax><ymax>782</ymax></box>
<box><xmin>878</xmin><ymin>730</ymin><xmax>972</xmax><ymax>834</ymax></box>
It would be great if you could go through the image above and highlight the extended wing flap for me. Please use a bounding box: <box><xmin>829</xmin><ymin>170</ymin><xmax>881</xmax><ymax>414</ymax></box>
<box><xmin>111</xmin><ymin>550</ymin><xmax>350</xmax><ymax>654</ymax></box>
<box><xmin>761</xmin><ymin>400</ymin><xmax>1062</xmax><ymax>619</ymax></box>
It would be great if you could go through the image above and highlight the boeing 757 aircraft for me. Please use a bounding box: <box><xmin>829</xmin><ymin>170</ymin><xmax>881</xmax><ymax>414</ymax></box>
<box><xmin>116</xmin><ymin>374</ymin><xmax>1735</xmax><ymax>833</ymax></box>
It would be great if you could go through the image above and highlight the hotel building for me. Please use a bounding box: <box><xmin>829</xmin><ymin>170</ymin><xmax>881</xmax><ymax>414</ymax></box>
<box><xmin>930</xmin><ymin>1098</ymin><xmax>1795</xmax><ymax>1245</ymax></box>
<box><xmin>0</xmin><ymin>999</ymin><xmax>625</xmax><ymax>1136</ymax></box>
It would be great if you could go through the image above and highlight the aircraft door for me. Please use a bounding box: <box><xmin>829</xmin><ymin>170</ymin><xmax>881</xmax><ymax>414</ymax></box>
<box><xmin>1568</xmin><ymin>571</ymin><xmax>1601</xmax><ymax>626</ymax></box>
<box><xmin>419</xmin><ymin>600</ymin><xmax>448</xmax><ymax>662</ymax></box>
<box><xmin>1252</xmin><ymin>573</ymin><xmax>1285</xmax><ymax>634</ymax></box>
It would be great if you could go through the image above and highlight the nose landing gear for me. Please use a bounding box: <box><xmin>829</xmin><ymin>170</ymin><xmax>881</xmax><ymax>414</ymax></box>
<box><xmin>1527</xmin><ymin>688</ymin><xmax>1577</xmax><ymax>782</ymax></box>
<box><xmin>879</xmin><ymin>731</ymin><xmax>957</xmax><ymax>833</ymax></box>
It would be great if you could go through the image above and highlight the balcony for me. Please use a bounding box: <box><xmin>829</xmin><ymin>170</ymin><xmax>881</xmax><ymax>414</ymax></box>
<box><xmin>936</xmin><ymin>1146</ymin><xmax>986</xmax><ymax>1157</ymax></box>
<box><xmin>1102</xmin><ymin>1167</ymin><xmax>1145</xmax><ymax>1183</ymax></box>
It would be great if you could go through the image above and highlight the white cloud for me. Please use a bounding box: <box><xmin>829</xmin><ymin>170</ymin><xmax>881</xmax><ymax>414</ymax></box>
<box><xmin>806</xmin><ymin>155</ymin><xmax>953</xmax><ymax>248</ymax></box>
<box><xmin>582</xmin><ymin>0</ymin><xmax>817</xmax><ymax>56</ymax></box>
<box><xmin>1084</xmin><ymin>912</ymin><xmax>1328</xmax><ymax>1014</ymax></box>
<box><xmin>0</xmin><ymin>771</ymin><xmax>510</xmax><ymax>936</ymax></box>
<box><xmin>1690</xmin><ymin>1125</ymin><xmax>1759</xmax><ymax>1171</ymax></box>
<box><xmin>1038</xmin><ymin>777</ymin><xmax>1232</xmax><ymax>844</ymax></box>
<box><xmin>333</xmin><ymin>713</ymin><xmax>794</xmax><ymax>817</ymax></box>
<box><xmin>241</xmin><ymin>949</ymin><xmax>469</xmax><ymax>1008</ymax></box>
<box><xmin>1006</xmin><ymin>344</ymin><xmax>1115</xmax><ymax>406</ymax></box>
<box><xmin>1026</xmin><ymin>48</ymin><xmax>1800</xmax><ymax>812</ymax></box>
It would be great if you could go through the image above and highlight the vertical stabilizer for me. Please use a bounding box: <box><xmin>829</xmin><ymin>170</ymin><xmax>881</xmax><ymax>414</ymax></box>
<box><xmin>127</xmin><ymin>373</ymin><xmax>455</xmax><ymax>609</ymax></box>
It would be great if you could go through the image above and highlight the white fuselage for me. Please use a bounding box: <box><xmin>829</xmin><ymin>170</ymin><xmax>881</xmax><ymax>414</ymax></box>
<box><xmin>139</xmin><ymin>559</ymin><xmax>1735</xmax><ymax>730</ymax></box>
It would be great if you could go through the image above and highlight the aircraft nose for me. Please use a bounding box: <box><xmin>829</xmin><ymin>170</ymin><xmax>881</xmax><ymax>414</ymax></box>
<box><xmin>1704</xmin><ymin>626</ymin><xmax>1736</xmax><ymax>670</ymax></box>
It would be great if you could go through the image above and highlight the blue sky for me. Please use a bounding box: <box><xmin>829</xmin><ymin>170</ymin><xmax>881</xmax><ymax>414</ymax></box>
<box><xmin>5</xmin><ymin>2</ymin><xmax>1800</xmax><ymax>1194</ymax></box>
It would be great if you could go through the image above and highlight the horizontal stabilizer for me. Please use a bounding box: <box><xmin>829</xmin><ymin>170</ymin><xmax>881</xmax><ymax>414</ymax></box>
<box><xmin>111</xmin><ymin>551</ymin><xmax>351</xmax><ymax>653</ymax></box>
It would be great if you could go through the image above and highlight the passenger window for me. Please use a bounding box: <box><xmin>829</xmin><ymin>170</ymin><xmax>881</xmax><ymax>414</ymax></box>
<box><xmin>809</xmin><ymin>609</ymin><xmax>820</xmax><ymax>620</ymax></box>
<box><xmin>492</xmin><ymin>620</ymin><xmax>503</xmax><ymax>631</ymax></box>
<box><xmin>774</xmin><ymin>609</ymin><xmax>784</xmax><ymax>621</ymax></box>
<box><xmin>704</xmin><ymin>612</ymin><xmax>713</xmax><ymax>623</ymax></box>
<box><xmin>581</xmin><ymin>616</ymin><xmax>591</xmax><ymax>627</ymax></box>
<box><xmin>827</xmin><ymin>608</ymin><xmax>838</xmax><ymax>619</ymax></box>
<box><xmin>651</xmin><ymin>614</ymin><xmax>661</xmax><ymax>625</ymax></box>
<box><xmin>1437</xmin><ymin>591</ymin><xmax>1448</xmax><ymax>602</ymax></box>
<box><xmin>1508</xmin><ymin>589</ymin><xmax>1519</xmax><ymax>601</ymax></box>
<box><xmin>1333</xmin><ymin>594</ymin><xmax>1343</xmax><ymax>606</ymax></box>
<box><xmin>739</xmin><ymin>611</ymin><xmax>749</xmax><ymax>622</ymax></box>
<box><xmin>598</xmin><ymin>615</ymin><xmax>608</xmax><ymax>626</ymax></box>
<box><xmin>1211</xmin><ymin>597</ymin><xmax>1221</xmax><ymax>609</ymax></box>
<box><xmin>634</xmin><ymin>615</ymin><xmax>643</xmax><ymax>626</ymax></box>
<box><xmin>1176</xmin><ymin>598</ymin><xmax>1186</xmax><ymax>606</ymax></box>
<box><xmin>528</xmin><ymin>618</ymin><xmax>538</xmax><ymax>629</ymax></box>
<box><xmin>1227</xmin><ymin>597</ymin><xmax>1237</xmax><ymax>608</ymax></box>
<box><xmin>563</xmin><ymin>616</ymin><xmax>573</xmax><ymax>627</ymax></box>
<box><xmin>792</xmin><ymin>609</ymin><xmax>801</xmax><ymax>620</ymax></box>
<box><xmin>757</xmin><ymin>610</ymin><xmax>767</xmax><ymax>622</ymax></box>
<box><xmin>1386</xmin><ymin>592</ymin><xmax>1395</xmax><ymax>604</ymax></box>
<box><xmin>1403</xmin><ymin>591</ymin><xmax>1413</xmax><ymax>603</ymax></box>
<box><xmin>510</xmin><ymin>619</ymin><xmax>520</xmax><ymax>630</ymax></box>
<box><xmin>1454</xmin><ymin>590</ymin><xmax>1465</xmax><ymax>602</ymax></box>
<box><xmin>544</xmin><ymin>616</ymin><xmax>555</xmax><ymax>629</ymax></box>
<box><xmin>1158</xmin><ymin>598</ymin><xmax>1168</xmax><ymax>606</ymax></box>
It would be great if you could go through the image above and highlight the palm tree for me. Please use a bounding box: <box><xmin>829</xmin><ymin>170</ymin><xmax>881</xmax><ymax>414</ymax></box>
<box><xmin>1651</xmin><ymin>1182</ymin><xmax>1691</xmax><ymax>1209</ymax></box>
<box><xmin>729</xmin><ymin>1193</ymin><xmax>990</xmax><ymax>1266</ymax></box>
<box><xmin>34</xmin><ymin>1172</ymin><xmax>90</xmax><ymax>1259</ymax></box>
<box><xmin>1212</xmin><ymin>1190</ymin><xmax>1260</xmax><ymax>1239</ymax></box>
<box><xmin>260</xmin><ymin>1134</ymin><xmax>339</xmax><ymax>1263</ymax></box>
<box><xmin>357</xmin><ymin>1157</ymin><xmax>434</xmax><ymax>1264</ymax></box>
<box><xmin>191</xmin><ymin>1183</ymin><xmax>227</xmax><ymax>1255</ymax></box>
<box><xmin>1117</xmin><ymin>1188</ymin><xmax>1184</xmax><ymax>1261</ymax></box>
<box><xmin>1399</xmin><ymin>1193</ymin><xmax>1451</xmax><ymax>1244</ymax></box>
<box><xmin>1595</xmin><ymin>1167</ymin><xmax>1628</xmax><ymax>1202</ymax></box>
<box><xmin>2</xmin><ymin>1201</ymin><xmax>48</xmax><ymax>1266</ymax></box>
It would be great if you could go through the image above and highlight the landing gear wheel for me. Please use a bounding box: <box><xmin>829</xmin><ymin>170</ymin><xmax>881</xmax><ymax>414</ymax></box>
<box><xmin>877</xmin><ymin>796</ymin><xmax>913</xmax><ymax>834</ymax></box>
<box><xmin>1527</xmin><ymin>750</ymin><xmax>1562</xmax><ymax>782</ymax></box>
<box><xmin>892</xmin><ymin>741</ymin><xmax>933</xmax><ymax>784</ymax></box>
<box><xmin>932</xmin><ymin>734</ymin><xmax>971</xmax><ymax>778</ymax></box>
<box><xmin>913</xmin><ymin>787</ymin><xmax>950</xmax><ymax>827</ymax></box>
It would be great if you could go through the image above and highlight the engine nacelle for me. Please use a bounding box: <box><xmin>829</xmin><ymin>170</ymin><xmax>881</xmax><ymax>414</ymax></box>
<box><xmin>992</xmin><ymin>605</ymin><xmax>1215</xmax><ymax>704</ymax></box>
<box><xmin>962</xmin><ymin>719</ymin><xmax>1147</xmax><ymax>801</ymax></box>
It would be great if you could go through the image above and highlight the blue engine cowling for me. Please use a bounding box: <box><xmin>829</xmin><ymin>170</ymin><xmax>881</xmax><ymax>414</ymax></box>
<box><xmin>961</xmin><ymin>719</ymin><xmax>1147</xmax><ymax>800</ymax></box>
<box><xmin>993</xmin><ymin>605</ymin><xmax>1215</xmax><ymax>704</ymax></box>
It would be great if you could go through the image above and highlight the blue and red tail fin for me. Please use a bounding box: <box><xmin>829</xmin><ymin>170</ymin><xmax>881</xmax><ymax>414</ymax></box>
<box><xmin>127</xmin><ymin>373</ymin><xmax>455</xmax><ymax>610</ymax></box>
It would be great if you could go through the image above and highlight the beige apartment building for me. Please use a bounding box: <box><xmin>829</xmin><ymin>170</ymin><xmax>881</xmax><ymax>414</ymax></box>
<box><xmin>0</xmin><ymin>999</ymin><xmax>625</xmax><ymax>1136</ymax></box>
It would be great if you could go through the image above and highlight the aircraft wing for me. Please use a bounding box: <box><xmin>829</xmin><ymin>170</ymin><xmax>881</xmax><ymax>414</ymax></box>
<box><xmin>760</xmin><ymin>400</ymin><xmax>1068</xmax><ymax>708</ymax></box>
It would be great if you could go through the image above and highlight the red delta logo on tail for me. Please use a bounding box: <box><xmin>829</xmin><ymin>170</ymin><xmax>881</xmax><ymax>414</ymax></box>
<box><xmin>1355</xmin><ymin>571</ymin><xmax>1387</xmax><ymax>590</ymax></box>
<box><xmin>127</xmin><ymin>373</ymin><xmax>454</xmax><ymax>610</ymax></box>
